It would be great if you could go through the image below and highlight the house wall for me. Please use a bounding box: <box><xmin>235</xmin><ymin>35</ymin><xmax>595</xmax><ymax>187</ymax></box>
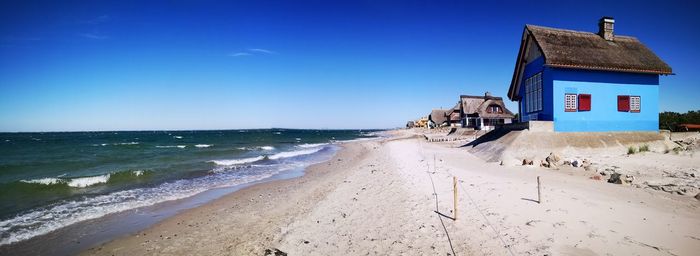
<box><xmin>550</xmin><ymin>69</ymin><xmax>660</xmax><ymax>132</ymax></box>
<box><xmin>518</xmin><ymin>56</ymin><xmax>554</xmax><ymax>122</ymax></box>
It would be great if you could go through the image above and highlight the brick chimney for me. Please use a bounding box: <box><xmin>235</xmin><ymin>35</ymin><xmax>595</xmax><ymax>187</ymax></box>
<box><xmin>598</xmin><ymin>17</ymin><xmax>615</xmax><ymax>41</ymax></box>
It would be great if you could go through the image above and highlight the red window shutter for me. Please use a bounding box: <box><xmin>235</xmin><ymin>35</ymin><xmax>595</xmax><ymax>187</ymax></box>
<box><xmin>578</xmin><ymin>94</ymin><xmax>591</xmax><ymax>111</ymax></box>
<box><xmin>618</xmin><ymin>95</ymin><xmax>630</xmax><ymax>112</ymax></box>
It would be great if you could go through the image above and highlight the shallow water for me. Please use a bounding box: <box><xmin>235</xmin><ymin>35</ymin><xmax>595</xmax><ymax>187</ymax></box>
<box><xmin>0</xmin><ymin>129</ymin><xmax>379</xmax><ymax>246</ymax></box>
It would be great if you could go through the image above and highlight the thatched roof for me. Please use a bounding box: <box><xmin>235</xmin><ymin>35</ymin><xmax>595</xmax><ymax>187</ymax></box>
<box><xmin>448</xmin><ymin>103</ymin><xmax>461</xmax><ymax>121</ymax></box>
<box><xmin>460</xmin><ymin>95</ymin><xmax>515</xmax><ymax>119</ymax></box>
<box><xmin>528</xmin><ymin>25</ymin><xmax>672</xmax><ymax>74</ymax></box>
<box><xmin>429</xmin><ymin>109</ymin><xmax>449</xmax><ymax>125</ymax></box>
<box><xmin>508</xmin><ymin>24</ymin><xmax>673</xmax><ymax>100</ymax></box>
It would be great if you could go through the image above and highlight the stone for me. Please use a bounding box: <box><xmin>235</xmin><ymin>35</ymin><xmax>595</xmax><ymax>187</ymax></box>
<box><xmin>572</xmin><ymin>160</ymin><xmax>581</xmax><ymax>168</ymax></box>
<box><xmin>608</xmin><ymin>173</ymin><xmax>628</xmax><ymax>185</ymax></box>
<box><xmin>540</xmin><ymin>160</ymin><xmax>549</xmax><ymax>168</ymax></box>
<box><xmin>563</xmin><ymin>160</ymin><xmax>572</xmax><ymax>166</ymax></box>
<box><xmin>522</xmin><ymin>159</ymin><xmax>534</xmax><ymax>165</ymax></box>
<box><xmin>264</xmin><ymin>248</ymin><xmax>287</xmax><ymax>256</ymax></box>
<box><xmin>695</xmin><ymin>193</ymin><xmax>700</xmax><ymax>201</ymax></box>
<box><xmin>609</xmin><ymin>174</ymin><xmax>634</xmax><ymax>185</ymax></box>
<box><xmin>590</xmin><ymin>174</ymin><xmax>603</xmax><ymax>181</ymax></box>
<box><xmin>546</xmin><ymin>152</ymin><xmax>561</xmax><ymax>167</ymax></box>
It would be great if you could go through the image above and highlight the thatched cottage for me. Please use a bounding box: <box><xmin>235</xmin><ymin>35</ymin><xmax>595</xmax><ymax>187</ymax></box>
<box><xmin>460</xmin><ymin>92</ymin><xmax>515</xmax><ymax>130</ymax></box>
<box><xmin>507</xmin><ymin>17</ymin><xmax>672</xmax><ymax>132</ymax></box>
<box><xmin>428</xmin><ymin>104</ymin><xmax>461</xmax><ymax>128</ymax></box>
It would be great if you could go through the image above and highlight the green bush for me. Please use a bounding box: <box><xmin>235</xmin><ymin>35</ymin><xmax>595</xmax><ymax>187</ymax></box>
<box><xmin>628</xmin><ymin>146</ymin><xmax>637</xmax><ymax>155</ymax></box>
<box><xmin>659</xmin><ymin>110</ymin><xmax>700</xmax><ymax>131</ymax></box>
<box><xmin>639</xmin><ymin>144</ymin><xmax>649</xmax><ymax>152</ymax></box>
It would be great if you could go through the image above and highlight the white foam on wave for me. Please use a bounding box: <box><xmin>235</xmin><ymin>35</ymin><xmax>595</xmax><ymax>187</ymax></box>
<box><xmin>296</xmin><ymin>143</ymin><xmax>328</xmax><ymax>148</ymax></box>
<box><xmin>67</xmin><ymin>174</ymin><xmax>111</xmax><ymax>188</ymax></box>
<box><xmin>0</xmin><ymin>169</ymin><xmax>283</xmax><ymax>246</ymax></box>
<box><xmin>20</xmin><ymin>178</ymin><xmax>64</xmax><ymax>185</ymax></box>
<box><xmin>155</xmin><ymin>145</ymin><xmax>186</xmax><ymax>149</ymax></box>
<box><xmin>0</xmin><ymin>143</ymin><xmax>339</xmax><ymax>246</ymax></box>
<box><xmin>173</xmin><ymin>136</ymin><xmax>183</xmax><ymax>139</ymax></box>
<box><xmin>268</xmin><ymin>148</ymin><xmax>322</xmax><ymax>160</ymax></box>
<box><xmin>237</xmin><ymin>146</ymin><xmax>275</xmax><ymax>151</ymax></box>
<box><xmin>195</xmin><ymin>144</ymin><xmax>212</xmax><ymax>148</ymax></box>
<box><xmin>210</xmin><ymin>156</ymin><xmax>265</xmax><ymax>166</ymax></box>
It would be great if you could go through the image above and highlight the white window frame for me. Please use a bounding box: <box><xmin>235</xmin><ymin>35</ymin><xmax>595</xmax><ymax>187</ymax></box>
<box><xmin>565</xmin><ymin>94</ymin><xmax>577</xmax><ymax>112</ymax></box>
<box><xmin>524</xmin><ymin>72</ymin><xmax>542</xmax><ymax>113</ymax></box>
<box><xmin>630</xmin><ymin>96</ymin><xmax>641</xmax><ymax>112</ymax></box>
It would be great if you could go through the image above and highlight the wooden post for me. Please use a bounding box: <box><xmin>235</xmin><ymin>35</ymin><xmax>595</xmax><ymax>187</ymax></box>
<box><xmin>537</xmin><ymin>176</ymin><xmax>542</xmax><ymax>204</ymax></box>
<box><xmin>453</xmin><ymin>176</ymin><xmax>458</xmax><ymax>220</ymax></box>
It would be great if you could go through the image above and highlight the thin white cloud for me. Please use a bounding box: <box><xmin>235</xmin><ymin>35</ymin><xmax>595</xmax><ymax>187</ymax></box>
<box><xmin>79</xmin><ymin>33</ymin><xmax>109</xmax><ymax>40</ymax></box>
<box><xmin>248</xmin><ymin>48</ymin><xmax>276</xmax><ymax>54</ymax></box>
<box><xmin>229</xmin><ymin>52</ymin><xmax>252</xmax><ymax>57</ymax></box>
<box><xmin>228</xmin><ymin>48</ymin><xmax>277</xmax><ymax>57</ymax></box>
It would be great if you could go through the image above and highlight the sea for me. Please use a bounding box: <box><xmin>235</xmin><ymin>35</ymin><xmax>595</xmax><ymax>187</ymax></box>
<box><xmin>0</xmin><ymin>129</ymin><xmax>378</xmax><ymax>247</ymax></box>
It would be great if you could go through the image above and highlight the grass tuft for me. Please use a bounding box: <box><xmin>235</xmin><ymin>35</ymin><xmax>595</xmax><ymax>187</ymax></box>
<box><xmin>639</xmin><ymin>144</ymin><xmax>649</xmax><ymax>152</ymax></box>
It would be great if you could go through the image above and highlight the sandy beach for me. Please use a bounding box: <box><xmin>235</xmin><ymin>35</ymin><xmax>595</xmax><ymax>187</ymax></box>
<box><xmin>83</xmin><ymin>130</ymin><xmax>700</xmax><ymax>255</ymax></box>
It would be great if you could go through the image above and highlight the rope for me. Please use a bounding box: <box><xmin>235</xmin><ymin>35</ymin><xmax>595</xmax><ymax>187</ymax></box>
<box><xmin>420</xmin><ymin>140</ymin><xmax>457</xmax><ymax>255</ymax></box>
<box><xmin>419</xmin><ymin>139</ymin><xmax>516</xmax><ymax>256</ymax></box>
<box><xmin>457</xmin><ymin>178</ymin><xmax>517</xmax><ymax>256</ymax></box>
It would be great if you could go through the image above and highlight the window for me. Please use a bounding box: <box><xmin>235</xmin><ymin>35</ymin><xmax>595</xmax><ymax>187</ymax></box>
<box><xmin>630</xmin><ymin>96</ymin><xmax>641</xmax><ymax>113</ymax></box>
<box><xmin>565</xmin><ymin>94</ymin><xmax>577</xmax><ymax>112</ymax></box>
<box><xmin>578</xmin><ymin>94</ymin><xmax>591</xmax><ymax>111</ymax></box>
<box><xmin>525</xmin><ymin>72</ymin><xmax>542</xmax><ymax>113</ymax></box>
<box><xmin>488</xmin><ymin>105</ymin><xmax>502</xmax><ymax>113</ymax></box>
<box><xmin>618</xmin><ymin>95</ymin><xmax>630</xmax><ymax>112</ymax></box>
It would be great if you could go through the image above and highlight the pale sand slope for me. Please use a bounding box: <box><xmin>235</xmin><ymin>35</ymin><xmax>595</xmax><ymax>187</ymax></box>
<box><xmin>85</xmin><ymin>133</ymin><xmax>700</xmax><ymax>256</ymax></box>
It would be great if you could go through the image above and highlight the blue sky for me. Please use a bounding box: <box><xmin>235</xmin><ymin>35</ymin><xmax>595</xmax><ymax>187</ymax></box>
<box><xmin>1</xmin><ymin>0</ymin><xmax>698</xmax><ymax>131</ymax></box>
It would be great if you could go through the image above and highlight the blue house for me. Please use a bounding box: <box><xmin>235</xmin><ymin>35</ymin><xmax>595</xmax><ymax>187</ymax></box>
<box><xmin>507</xmin><ymin>17</ymin><xmax>673</xmax><ymax>132</ymax></box>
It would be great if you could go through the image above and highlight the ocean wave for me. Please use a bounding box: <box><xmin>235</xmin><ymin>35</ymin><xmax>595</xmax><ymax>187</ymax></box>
<box><xmin>91</xmin><ymin>142</ymin><xmax>139</xmax><ymax>147</ymax></box>
<box><xmin>173</xmin><ymin>136</ymin><xmax>183</xmax><ymax>139</ymax></box>
<box><xmin>211</xmin><ymin>147</ymin><xmax>324</xmax><ymax>166</ymax></box>
<box><xmin>195</xmin><ymin>144</ymin><xmax>212</xmax><ymax>148</ymax></box>
<box><xmin>236</xmin><ymin>146</ymin><xmax>275</xmax><ymax>151</ymax></box>
<box><xmin>296</xmin><ymin>143</ymin><xmax>328</xmax><ymax>148</ymax></box>
<box><xmin>0</xmin><ymin>169</ymin><xmax>278</xmax><ymax>246</ymax></box>
<box><xmin>0</xmin><ymin>140</ymin><xmax>339</xmax><ymax>246</ymax></box>
<box><xmin>268</xmin><ymin>148</ymin><xmax>322</xmax><ymax>160</ymax></box>
<box><xmin>209</xmin><ymin>156</ymin><xmax>265</xmax><ymax>166</ymax></box>
<box><xmin>67</xmin><ymin>174</ymin><xmax>110</xmax><ymax>188</ymax></box>
<box><xmin>20</xmin><ymin>178</ymin><xmax>64</xmax><ymax>185</ymax></box>
<box><xmin>155</xmin><ymin>145</ymin><xmax>187</xmax><ymax>149</ymax></box>
<box><xmin>18</xmin><ymin>170</ymin><xmax>151</xmax><ymax>188</ymax></box>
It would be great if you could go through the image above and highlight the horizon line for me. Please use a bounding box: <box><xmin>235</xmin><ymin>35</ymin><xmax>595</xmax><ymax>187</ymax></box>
<box><xmin>0</xmin><ymin>127</ymin><xmax>394</xmax><ymax>133</ymax></box>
